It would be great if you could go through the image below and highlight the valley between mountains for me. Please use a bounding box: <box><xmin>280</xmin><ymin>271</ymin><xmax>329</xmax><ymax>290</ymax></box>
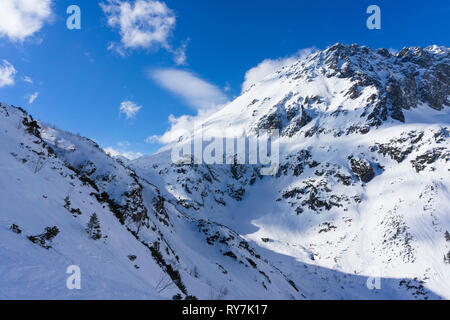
<box><xmin>1</xmin><ymin>44</ymin><xmax>449</xmax><ymax>299</ymax></box>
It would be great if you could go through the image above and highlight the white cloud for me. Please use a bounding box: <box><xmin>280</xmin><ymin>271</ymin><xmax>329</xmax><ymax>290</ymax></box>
<box><xmin>104</xmin><ymin>147</ymin><xmax>143</xmax><ymax>160</ymax></box>
<box><xmin>224</xmin><ymin>82</ymin><xmax>231</xmax><ymax>92</ymax></box>
<box><xmin>117</xmin><ymin>141</ymin><xmax>131</xmax><ymax>147</ymax></box>
<box><xmin>154</xmin><ymin>48</ymin><xmax>318</xmax><ymax>147</ymax></box>
<box><xmin>172</xmin><ymin>39</ymin><xmax>189</xmax><ymax>66</ymax></box>
<box><xmin>157</xmin><ymin>114</ymin><xmax>194</xmax><ymax>144</ymax></box>
<box><xmin>85</xmin><ymin>52</ymin><xmax>95</xmax><ymax>63</ymax></box>
<box><xmin>0</xmin><ymin>60</ymin><xmax>17</xmax><ymax>87</ymax></box>
<box><xmin>0</xmin><ymin>0</ymin><xmax>52</xmax><ymax>42</ymax></box>
<box><xmin>23</xmin><ymin>76</ymin><xmax>33</xmax><ymax>83</ymax></box>
<box><xmin>120</xmin><ymin>101</ymin><xmax>142</xmax><ymax>119</ymax></box>
<box><xmin>26</xmin><ymin>92</ymin><xmax>39</xmax><ymax>104</ymax></box>
<box><xmin>100</xmin><ymin>0</ymin><xmax>176</xmax><ymax>54</ymax></box>
<box><xmin>242</xmin><ymin>47</ymin><xmax>317</xmax><ymax>92</ymax></box>
<box><xmin>145</xmin><ymin>135</ymin><xmax>161</xmax><ymax>144</ymax></box>
<box><xmin>157</xmin><ymin>111</ymin><xmax>221</xmax><ymax>145</ymax></box>
<box><xmin>151</xmin><ymin>68</ymin><xmax>228</xmax><ymax>111</ymax></box>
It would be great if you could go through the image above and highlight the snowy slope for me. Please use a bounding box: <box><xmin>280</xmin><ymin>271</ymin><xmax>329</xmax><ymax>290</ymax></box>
<box><xmin>1</xmin><ymin>44</ymin><xmax>449</xmax><ymax>300</ymax></box>
<box><xmin>133</xmin><ymin>44</ymin><xmax>450</xmax><ymax>299</ymax></box>
<box><xmin>0</xmin><ymin>104</ymin><xmax>303</xmax><ymax>300</ymax></box>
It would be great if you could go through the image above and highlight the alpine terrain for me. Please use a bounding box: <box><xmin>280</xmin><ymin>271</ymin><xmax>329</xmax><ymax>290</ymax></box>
<box><xmin>1</xmin><ymin>44</ymin><xmax>449</xmax><ymax>300</ymax></box>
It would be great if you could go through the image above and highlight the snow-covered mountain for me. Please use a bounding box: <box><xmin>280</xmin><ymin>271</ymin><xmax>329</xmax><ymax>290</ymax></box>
<box><xmin>1</xmin><ymin>43</ymin><xmax>449</xmax><ymax>299</ymax></box>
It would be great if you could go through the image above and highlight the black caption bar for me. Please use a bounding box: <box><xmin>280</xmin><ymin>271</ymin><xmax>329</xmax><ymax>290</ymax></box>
<box><xmin>1</xmin><ymin>300</ymin><xmax>447</xmax><ymax>318</ymax></box>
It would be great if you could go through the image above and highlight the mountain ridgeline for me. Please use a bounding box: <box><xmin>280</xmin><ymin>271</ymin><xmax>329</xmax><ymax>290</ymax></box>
<box><xmin>1</xmin><ymin>44</ymin><xmax>449</xmax><ymax>299</ymax></box>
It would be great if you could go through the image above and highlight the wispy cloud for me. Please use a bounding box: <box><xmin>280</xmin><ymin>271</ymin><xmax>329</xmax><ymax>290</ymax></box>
<box><xmin>0</xmin><ymin>59</ymin><xmax>17</xmax><ymax>87</ymax></box>
<box><xmin>242</xmin><ymin>47</ymin><xmax>317</xmax><ymax>92</ymax></box>
<box><xmin>172</xmin><ymin>39</ymin><xmax>189</xmax><ymax>66</ymax></box>
<box><xmin>23</xmin><ymin>76</ymin><xmax>33</xmax><ymax>84</ymax></box>
<box><xmin>26</xmin><ymin>92</ymin><xmax>39</xmax><ymax>104</ymax></box>
<box><xmin>84</xmin><ymin>52</ymin><xmax>95</xmax><ymax>63</ymax></box>
<box><xmin>150</xmin><ymin>68</ymin><xmax>228</xmax><ymax>111</ymax></box>
<box><xmin>154</xmin><ymin>47</ymin><xmax>317</xmax><ymax>146</ymax></box>
<box><xmin>0</xmin><ymin>0</ymin><xmax>53</xmax><ymax>42</ymax></box>
<box><xmin>224</xmin><ymin>82</ymin><xmax>231</xmax><ymax>92</ymax></box>
<box><xmin>117</xmin><ymin>141</ymin><xmax>131</xmax><ymax>147</ymax></box>
<box><xmin>104</xmin><ymin>146</ymin><xmax>143</xmax><ymax>160</ymax></box>
<box><xmin>120</xmin><ymin>100</ymin><xmax>142</xmax><ymax>119</ymax></box>
<box><xmin>145</xmin><ymin>135</ymin><xmax>161</xmax><ymax>144</ymax></box>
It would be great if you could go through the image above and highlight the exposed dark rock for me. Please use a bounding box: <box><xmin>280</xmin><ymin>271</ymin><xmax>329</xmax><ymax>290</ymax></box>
<box><xmin>223</xmin><ymin>251</ymin><xmax>237</xmax><ymax>260</ymax></box>
<box><xmin>22</xmin><ymin>116</ymin><xmax>41</xmax><ymax>138</ymax></box>
<box><xmin>10</xmin><ymin>224</ymin><xmax>22</xmax><ymax>234</ymax></box>
<box><xmin>375</xmin><ymin>131</ymin><xmax>424</xmax><ymax>163</ymax></box>
<box><xmin>128</xmin><ymin>255</ymin><xmax>137</xmax><ymax>261</ymax></box>
<box><xmin>349</xmin><ymin>157</ymin><xmax>375</xmax><ymax>183</ymax></box>
<box><xmin>258</xmin><ymin>110</ymin><xmax>282</xmax><ymax>130</ymax></box>
<box><xmin>319</xmin><ymin>222</ymin><xmax>337</xmax><ymax>233</ymax></box>
<box><xmin>410</xmin><ymin>148</ymin><xmax>448</xmax><ymax>172</ymax></box>
<box><xmin>345</xmin><ymin>84</ymin><xmax>360</xmax><ymax>99</ymax></box>
<box><xmin>227</xmin><ymin>185</ymin><xmax>245</xmax><ymax>201</ymax></box>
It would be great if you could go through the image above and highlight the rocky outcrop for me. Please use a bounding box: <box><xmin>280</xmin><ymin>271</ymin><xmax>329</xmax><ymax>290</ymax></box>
<box><xmin>349</xmin><ymin>157</ymin><xmax>375</xmax><ymax>183</ymax></box>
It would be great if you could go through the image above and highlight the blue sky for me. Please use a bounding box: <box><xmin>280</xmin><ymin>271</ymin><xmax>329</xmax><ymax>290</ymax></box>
<box><xmin>0</xmin><ymin>0</ymin><xmax>449</xmax><ymax>158</ymax></box>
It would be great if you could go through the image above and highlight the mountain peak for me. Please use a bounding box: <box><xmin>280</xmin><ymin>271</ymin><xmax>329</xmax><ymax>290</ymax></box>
<box><xmin>208</xmin><ymin>43</ymin><xmax>449</xmax><ymax>138</ymax></box>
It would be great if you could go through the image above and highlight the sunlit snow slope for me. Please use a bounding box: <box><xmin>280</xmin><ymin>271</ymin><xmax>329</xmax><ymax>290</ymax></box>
<box><xmin>1</xmin><ymin>44</ymin><xmax>449</xmax><ymax>299</ymax></box>
<box><xmin>134</xmin><ymin>44</ymin><xmax>450</xmax><ymax>299</ymax></box>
